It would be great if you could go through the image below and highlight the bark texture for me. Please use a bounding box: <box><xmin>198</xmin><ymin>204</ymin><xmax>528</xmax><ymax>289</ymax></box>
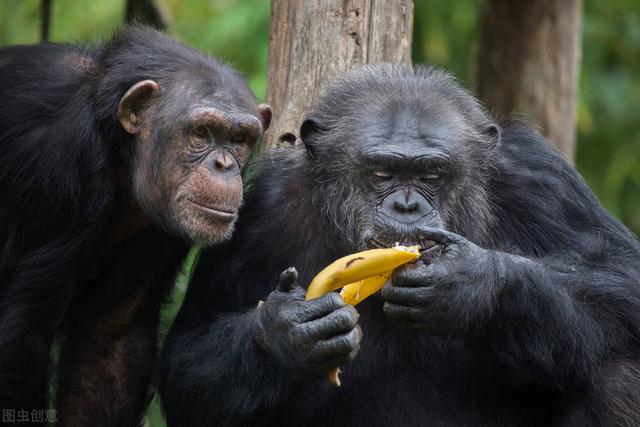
<box><xmin>475</xmin><ymin>0</ymin><xmax>582</xmax><ymax>161</ymax></box>
<box><xmin>266</xmin><ymin>0</ymin><xmax>414</xmax><ymax>148</ymax></box>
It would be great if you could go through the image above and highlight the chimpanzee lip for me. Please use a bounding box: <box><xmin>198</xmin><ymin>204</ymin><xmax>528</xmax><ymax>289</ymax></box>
<box><xmin>370</xmin><ymin>235</ymin><xmax>438</xmax><ymax>251</ymax></box>
<box><xmin>188</xmin><ymin>200</ymin><xmax>237</xmax><ymax>221</ymax></box>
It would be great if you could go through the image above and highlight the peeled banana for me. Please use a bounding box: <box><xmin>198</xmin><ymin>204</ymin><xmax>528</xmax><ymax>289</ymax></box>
<box><xmin>305</xmin><ymin>245</ymin><xmax>420</xmax><ymax>386</ymax></box>
<box><xmin>306</xmin><ymin>246</ymin><xmax>420</xmax><ymax>301</ymax></box>
<box><xmin>339</xmin><ymin>272</ymin><xmax>391</xmax><ymax>306</ymax></box>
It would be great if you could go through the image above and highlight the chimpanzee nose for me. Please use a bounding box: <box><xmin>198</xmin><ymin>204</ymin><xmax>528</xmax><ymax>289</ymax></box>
<box><xmin>393</xmin><ymin>191</ymin><xmax>419</xmax><ymax>213</ymax></box>
<box><xmin>214</xmin><ymin>152</ymin><xmax>235</xmax><ymax>172</ymax></box>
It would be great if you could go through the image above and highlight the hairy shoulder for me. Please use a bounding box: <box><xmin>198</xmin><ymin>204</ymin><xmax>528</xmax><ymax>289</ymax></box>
<box><xmin>489</xmin><ymin>120</ymin><xmax>639</xmax><ymax>260</ymax></box>
<box><xmin>0</xmin><ymin>43</ymin><xmax>112</xmax><ymax>258</ymax></box>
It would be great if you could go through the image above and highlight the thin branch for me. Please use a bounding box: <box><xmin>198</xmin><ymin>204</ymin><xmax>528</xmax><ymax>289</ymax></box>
<box><xmin>41</xmin><ymin>0</ymin><xmax>52</xmax><ymax>42</ymax></box>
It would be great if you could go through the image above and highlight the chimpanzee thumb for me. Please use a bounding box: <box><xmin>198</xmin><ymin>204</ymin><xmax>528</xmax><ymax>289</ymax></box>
<box><xmin>277</xmin><ymin>267</ymin><xmax>299</xmax><ymax>292</ymax></box>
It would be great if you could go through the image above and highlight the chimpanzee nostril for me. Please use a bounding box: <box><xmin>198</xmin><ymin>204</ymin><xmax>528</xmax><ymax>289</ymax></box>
<box><xmin>214</xmin><ymin>153</ymin><xmax>234</xmax><ymax>171</ymax></box>
<box><xmin>394</xmin><ymin>199</ymin><xmax>419</xmax><ymax>213</ymax></box>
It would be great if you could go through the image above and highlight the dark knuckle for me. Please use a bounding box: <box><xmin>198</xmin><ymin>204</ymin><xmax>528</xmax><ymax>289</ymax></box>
<box><xmin>353</xmin><ymin>327</ymin><xmax>362</xmax><ymax>344</ymax></box>
<box><xmin>380</xmin><ymin>285</ymin><xmax>390</xmax><ymax>298</ymax></box>
<box><xmin>328</xmin><ymin>292</ymin><xmax>345</xmax><ymax>307</ymax></box>
<box><xmin>339</xmin><ymin>336</ymin><xmax>353</xmax><ymax>350</ymax></box>
<box><xmin>281</xmin><ymin>309</ymin><xmax>297</xmax><ymax>324</ymax></box>
<box><xmin>383</xmin><ymin>302</ymin><xmax>392</xmax><ymax>315</ymax></box>
<box><xmin>335</xmin><ymin>312</ymin><xmax>351</xmax><ymax>328</ymax></box>
<box><xmin>344</xmin><ymin>304</ymin><xmax>358</xmax><ymax>317</ymax></box>
<box><xmin>347</xmin><ymin>329</ymin><xmax>360</xmax><ymax>345</ymax></box>
<box><xmin>340</xmin><ymin>308</ymin><xmax>358</xmax><ymax>325</ymax></box>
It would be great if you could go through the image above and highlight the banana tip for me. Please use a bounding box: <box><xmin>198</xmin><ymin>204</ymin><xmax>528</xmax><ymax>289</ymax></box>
<box><xmin>328</xmin><ymin>367</ymin><xmax>341</xmax><ymax>387</ymax></box>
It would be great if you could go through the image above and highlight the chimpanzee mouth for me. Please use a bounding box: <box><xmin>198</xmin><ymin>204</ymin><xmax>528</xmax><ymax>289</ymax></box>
<box><xmin>188</xmin><ymin>200</ymin><xmax>237</xmax><ymax>222</ymax></box>
<box><xmin>370</xmin><ymin>234</ymin><xmax>439</xmax><ymax>255</ymax></box>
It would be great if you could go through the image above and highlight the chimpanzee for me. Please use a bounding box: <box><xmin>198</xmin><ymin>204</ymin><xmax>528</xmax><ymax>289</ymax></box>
<box><xmin>160</xmin><ymin>64</ymin><xmax>640</xmax><ymax>427</ymax></box>
<box><xmin>0</xmin><ymin>26</ymin><xmax>270</xmax><ymax>425</ymax></box>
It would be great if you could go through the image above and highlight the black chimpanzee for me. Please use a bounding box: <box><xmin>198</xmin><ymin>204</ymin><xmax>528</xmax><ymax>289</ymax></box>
<box><xmin>0</xmin><ymin>26</ymin><xmax>271</xmax><ymax>425</ymax></box>
<box><xmin>160</xmin><ymin>64</ymin><xmax>640</xmax><ymax>427</ymax></box>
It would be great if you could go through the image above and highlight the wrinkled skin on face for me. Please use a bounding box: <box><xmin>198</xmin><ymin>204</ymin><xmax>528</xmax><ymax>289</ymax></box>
<box><xmin>118</xmin><ymin>76</ymin><xmax>271</xmax><ymax>245</ymax></box>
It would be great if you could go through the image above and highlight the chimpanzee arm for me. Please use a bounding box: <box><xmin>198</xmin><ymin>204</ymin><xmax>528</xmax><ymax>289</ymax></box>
<box><xmin>486</xmin><ymin>125</ymin><xmax>640</xmax><ymax>386</ymax></box>
<box><xmin>159</xmin><ymin>274</ymin><xmax>296</xmax><ymax>427</ymax></box>
<box><xmin>160</xmin><ymin>310</ymin><xmax>293</xmax><ymax>427</ymax></box>
<box><xmin>0</xmin><ymin>44</ymin><xmax>113</xmax><ymax>415</ymax></box>
<box><xmin>487</xmin><ymin>248</ymin><xmax>640</xmax><ymax>386</ymax></box>
<box><xmin>160</xmin><ymin>253</ymin><xmax>360</xmax><ymax>426</ymax></box>
<box><xmin>56</xmin><ymin>230</ymin><xmax>187</xmax><ymax>426</ymax></box>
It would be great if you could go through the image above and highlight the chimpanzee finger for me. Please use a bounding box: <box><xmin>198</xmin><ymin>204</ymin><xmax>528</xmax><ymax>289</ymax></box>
<box><xmin>311</xmin><ymin>327</ymin><xmax>362</xmax><ymax>361</ymax></box>
<box><xmin>391</xmin><ymin>264</ymin><xmax>427</xmax><ymax>287</ymax></box>
<box><xmin>416</xmin><ymin>226</ymin><xmax>462</xmax><ymax>245</ymax></box>
<box><xmin>380</xmin><ymin>284</ymin><xmax>432</xmax><ymax>306</ymax></box>
<box><xmin>296</xmin><ymin>305</ymin><xmax>359</xmax><ymax>340</ymax></box>
<box><xmin>395</xmin><ymin>258</ymin><xmax>453</xmax><ymax>288</ymax></box>
<box><xmin>277</xmin><ymin>267</ymin><xmax>299</xmax><ymax>292</ymax></box>
<box><xmin>383</xmin><ymin>302</ymin><xmax>428</xmax><ymax>323</ymax></box>
<box><xmin>295</xmin><ymin>292</ymin><xmax>346</xmax><ymax>322</ymax></box>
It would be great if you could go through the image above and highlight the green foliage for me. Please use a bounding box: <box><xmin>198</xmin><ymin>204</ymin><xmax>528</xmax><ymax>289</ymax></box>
<box><xmin>2</xmin><ymin>0</ymin><xmax>636</xmax><ymax>233</ymax></box>
<box><xmin>577</xmin><ymin>0</ymin><xmax>640</xmax><ymax>234</ymax></box>
<box><xmin>0</xmin><ymin>0</ymin><xmax>269</xmax><ymax>97</ymax></box>
<box><xmin>412</xmin><ymin>0</ymin><xmax>640</xmax><ymax>235</ymax></box>
<box><xmin>162</xmin><ymin>0</ymin><xmax>270</xmax><ymax>98</ymax></box>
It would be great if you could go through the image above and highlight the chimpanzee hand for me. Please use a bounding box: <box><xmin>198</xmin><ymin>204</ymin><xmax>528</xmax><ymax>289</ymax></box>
<box><xmin>381</xmin><ymin>226</ymin><xmax>505</xmax><ymax>338</ymax></box>
<box><xmin>255</xmin><ymin>267</ymin><xmax>362</xmax><ymax>377</ymax></box>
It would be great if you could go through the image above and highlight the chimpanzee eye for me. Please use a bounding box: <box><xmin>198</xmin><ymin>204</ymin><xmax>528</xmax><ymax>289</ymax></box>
<box><xmin>373</xmin><ymin>170</ymin><xmax>392</xmax><ymax>180</ymax></box>
<box><xmin>420</xmin><ymin>172</ymin><xmax>441</xmax><ymax>182</ymax></box>
<box><xmin>192</xmin><ymin>125</ymin><xmax>210</xmax><ymax>139</ymax></box>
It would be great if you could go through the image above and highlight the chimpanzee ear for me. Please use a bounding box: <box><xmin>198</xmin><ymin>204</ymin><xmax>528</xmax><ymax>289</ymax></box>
<box><xmin>483</xmin><ymin>123</ymin><xmax>502</xmax><ymax>146</ymax></box>
<box><xmin>300</xmin><ymin>118</ymin><xmax>322</xmax><ymax>160</ymax></box>
<box><xmin>257</xmin><ymin>103</ymin><xmax>272</xmax><ymax>131</ymax></box>
<box><xmin>117</xmin><ymin>80</ymin><xmax>160</xmax><ymax>134</ymax></box>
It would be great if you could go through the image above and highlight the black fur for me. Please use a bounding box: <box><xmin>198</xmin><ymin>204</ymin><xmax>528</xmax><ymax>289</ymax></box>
<box><xmin>160</xmin><ymin>65</ymin><xmax>640</xmax><ymax>426</ymax></box>
<box><xmin>0</xmin><ymin>26</ymin><xmax>255</xmax><ymax>425</ymax></box>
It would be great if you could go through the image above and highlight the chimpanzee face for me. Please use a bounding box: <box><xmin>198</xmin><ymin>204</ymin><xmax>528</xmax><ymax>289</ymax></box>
<box><xmin>117</xmin><ymin>77</ymin><xmax>271</xmax><ymax>245</ymax></box>
<box><xmin>355</xmin><ymin>102</ymin><xmax>467</xmax><ymax>247</ymax></box>
<box><xmin>301</xmin><ymin>76</ymin><xmax>499</xmax><ymax>251</ymax></box>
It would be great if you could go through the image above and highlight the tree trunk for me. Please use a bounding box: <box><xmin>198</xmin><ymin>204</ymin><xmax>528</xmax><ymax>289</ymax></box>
<box><xmin>125</xmin><ymin>0</ymin><xmax>167</xmax><ymax>30</ymax></box>
<box><xmin>265</xmin><ymin>0</ymin><xmax>414</xmax><ymax>148</ymax></box>
<box><xmin>474</xmin><ymin>0</ymin><xmax>581</xmax><ymax>161</ymax></box>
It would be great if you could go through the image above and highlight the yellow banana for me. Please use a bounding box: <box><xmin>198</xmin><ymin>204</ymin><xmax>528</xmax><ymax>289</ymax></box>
<box><xmin>306</xmin><ymin>246</ymin><xmax>420</xmax><ymax>301</ymax></box>
<box><xmin>305</xmin><ymin>245</ymin><xmax>420</xmax><ymax>386</ymax></box>
<box><xmin>340</xmin><ymin>272</ymin><xmax>391</xmax><ymax>306</ymax></box>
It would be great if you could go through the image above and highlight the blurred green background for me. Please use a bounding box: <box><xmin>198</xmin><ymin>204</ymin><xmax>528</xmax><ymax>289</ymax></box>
<box><xmin>1</xmin><ymin>1</ymin><xmax>639</xmax><ymax>425</ymax></box>
<box><xmin>2</xmin><ymin>0</ymin><xmax>636</xmax><ymax>234</ymax></box>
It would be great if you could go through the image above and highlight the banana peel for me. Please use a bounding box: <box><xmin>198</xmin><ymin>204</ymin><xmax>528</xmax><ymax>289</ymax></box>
<box><xmin>339</xmin><ymin>272</ymin><xmax>391</xmax><ymax>306</ymax></box>
<box><xmin>305</xmin><ymin>245</ymin><xmax>420</xmax><ymax>386</ymax></box>
<box><xmin>306</xmin><ymin>246</ymin><xmax>420</xmax><ymax>300</ymax></box>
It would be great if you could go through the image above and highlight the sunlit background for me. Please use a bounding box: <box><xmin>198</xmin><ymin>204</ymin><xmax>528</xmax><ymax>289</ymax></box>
<box><xmin>2</xmin><ymin>0</ymin><xmax>638</xmax><ymax>234</ymax></box>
